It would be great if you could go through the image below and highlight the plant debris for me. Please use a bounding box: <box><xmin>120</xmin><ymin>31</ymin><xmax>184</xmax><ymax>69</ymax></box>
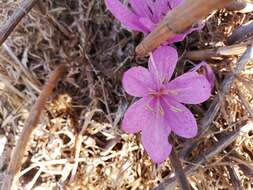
<box><xmin>0</xmin><ymin>0</ymin><xmax>252</xmax><ymax>189</ymax></box>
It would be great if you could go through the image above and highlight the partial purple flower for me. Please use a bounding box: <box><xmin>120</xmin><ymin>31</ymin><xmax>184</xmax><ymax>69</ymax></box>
<box><xmin>105</xmin><ymin>0</ymin><xmax>201</xmax><ymax>44</ymax></box>
<box><xmin>122</xmin><ymin>46</ymin><xmax>211</xmax><ymax>163</ymax></box>
<box><xmin>192</xmin><ymin>61</ymin><xmax>215</xmax><ymax>90</ymax></box>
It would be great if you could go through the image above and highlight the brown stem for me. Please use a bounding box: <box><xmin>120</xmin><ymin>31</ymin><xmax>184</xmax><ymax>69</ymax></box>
<box><xmin>0</xmin><ymin>0</ymin><xmax>37</xmax><ymax>46</ymax></box>
<box><xmin>186</xmin><ymin>40</ymin><xmax>252</xmax><ymax>61</ymax></box>
<box><xmin>1</xmin><ymin>65</ymin><xmax>67</xmax><ymax>190</ymax></box>
<box><xmin>136</xmin><ymin>0</ymin><xmax>233</xmax><ymax>56</ymax></box>
<box><xmin>170</xmin><ymin>148</ymin><xmax>191</xmax><ymax>190</ymax></box>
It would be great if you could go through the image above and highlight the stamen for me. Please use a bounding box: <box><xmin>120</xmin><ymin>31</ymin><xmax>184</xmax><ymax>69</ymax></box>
<box><xmin>169</xmin><ymin>89</ymin><xmax>178</xmax><ymax>96</ymax></box>
<box><xmin>162</xmin><ymin>97</ymin><xmax>182</xmax><ymax>113</ymax></box>
<box><xmin>171</xmin><ymin>106</ymin><xmax>182</xmax><ymax>113</ymax></box>
<box><xmin>158</xmin><ymin>103</ymin><xmax>165</xmax><ymax>116</ymax></box>
<box><xmin>144</xmin><ymin>98</ymin><xmax>156</xmax><ymax>113</ymax></box>
<box><xmin>145</xmin><ymin>104</ymin><xmax>154</xmax><ymax>112</ymax></box>
<box><xmin>161</xmin><ymin>76</ymin><xmax>167</xmax><ymax>84</ymax></box>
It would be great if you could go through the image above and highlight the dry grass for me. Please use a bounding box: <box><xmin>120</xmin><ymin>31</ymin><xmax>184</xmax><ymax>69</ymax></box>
<box><xmin>0</xmin><ymin>0</ymin><xmax>252</xmax><ymax>189</ymax></box>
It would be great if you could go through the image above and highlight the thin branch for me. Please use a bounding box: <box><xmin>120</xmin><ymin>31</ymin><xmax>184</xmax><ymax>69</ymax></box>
<box><xmin>226</xmin><ymin>1</ymin><xmax>253</xmax><ymax>13</ymax></box>
<box><xmin>135</xmin><ymin>0</ymin><xmax>233</xmax><ymax>56</ymax></box>
<box><xmin>1</xmin><ymin>65</ymin><xmax>67</xmax><ymax>190</ymax></box>
<box><xmin>169</xmin><ymin>147</ymin><xmax>191</xmax><ymax>190</ymax></box>
<box><xmin>186</xmin><ymin>40</ymin><xmax>252</xmax><ymax>61</ymax></box>
<box><xmin>226</xmin><ymin>166</ymin><xmax>243</xmax><ymax>190</ymax></box>
<box><xmin>237</xmin><ymin>87</ymin><xmax>253</xmax><ymax>118</ymax></box>
<box><xmin>0</xmin><ymin>0</ymin><xmax>37</xmax><ymax>46</ymax></box>
<box><xmin>2</xmin><ymin>43</ymin><xmax>41</xmax><ymax>91</ymax></box>
<box><xmin>180</xmin><ymin>44</ymin><xmax>253</xmax><ymax>159</ymax></box>
<box><xmin>154</xmin><ymin>121</ymin><xmax>253</xmax><ymax>190</ymax></box>
<box><xmin>227</xmin><ymin>20</ymin><xmax>253</xmax><ymax>45</ymax></box>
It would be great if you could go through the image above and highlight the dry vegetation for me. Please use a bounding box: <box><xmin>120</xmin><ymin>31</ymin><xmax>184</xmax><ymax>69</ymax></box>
<box><xmin>0</xmin><ymin>0</ymin><xmax>252</xmax><ymax>189</ymax></box>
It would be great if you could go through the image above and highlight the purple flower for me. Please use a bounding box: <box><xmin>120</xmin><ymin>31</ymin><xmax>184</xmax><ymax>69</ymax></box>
<box><xmin>122</xmin><ymin>46</ymin><xmax>211</xmax><ymax>163</ymax></box>
<box><xmin>105</xmin><ymin>0</ymin><xmax>201</xmax><ymax>44</ymax></box>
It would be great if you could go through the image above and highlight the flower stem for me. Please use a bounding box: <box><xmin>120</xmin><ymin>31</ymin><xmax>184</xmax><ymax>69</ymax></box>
<box><xmin>170</xmin><ymin>147</ymin><xmax>191</xmax><ymax>190</ymax></box>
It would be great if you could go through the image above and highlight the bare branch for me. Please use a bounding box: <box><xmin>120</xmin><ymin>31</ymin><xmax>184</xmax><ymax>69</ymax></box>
<box><xmin>1</xmin><ymin>65</ymin><xmax>67</xmax><ymax>190</ymax></box>
<box><xmin>154</xmin><ymin>121</ymin><xmax>253</xmax><ymax>190</ymax></box>
<box><xmin>226</xmin><ymin>1</ymin><xmax>253</xmax><ymax>13</ymax></box>
<box><xmin>0</xmin><ymin>0</ymin><xmax>37</xmax><ymax>46</ymax></box>
<box><xmin>169</xmin><ymin>147</ymin><xmax>191</xmax><ymax>190</ymax></box>
<box><xmin>186</xmin><ymin>40</ymin><xmax>252</xmax><ymax>61</ymax></box>
<box><xmin>227</xmin><ymin>21</ymin><xmax>253</xmax><ymax>45</ymax></box>
<box><xmin>180</xmin><ymin>44</ymin><xmax>253</xmax><ymax>158</ymax></box>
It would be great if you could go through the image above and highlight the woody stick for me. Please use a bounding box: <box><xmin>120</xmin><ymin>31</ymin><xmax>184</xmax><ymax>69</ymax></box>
<box><xmin>136</xmin><ymin>0</ymin><xmax>233</xmax><ymax>56</ymax></box>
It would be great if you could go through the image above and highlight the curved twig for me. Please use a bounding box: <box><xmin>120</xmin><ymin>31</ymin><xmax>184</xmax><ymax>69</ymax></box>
<box><xmin>1</xmin><ymin>64</ymin><xmax>67</xmax><ymax>190</ymax></box>
<box><xmin>186</xmin><ymin>40</ymin><xmax>252</xmax><ymax>61</ymax></box>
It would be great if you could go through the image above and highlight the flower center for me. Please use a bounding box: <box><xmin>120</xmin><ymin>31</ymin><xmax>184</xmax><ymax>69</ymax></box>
<box><xmin>148</xmin><ymin>87</ymin><xmax>168</xmax><ymax>98</ymax></box>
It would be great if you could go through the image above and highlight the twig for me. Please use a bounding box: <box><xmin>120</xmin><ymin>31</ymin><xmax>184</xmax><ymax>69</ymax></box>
<box><xmin>69</xmin><ymin>110</ymin><xmax>101</xmax><ymax>183</ymax></box>
<box><xmin>226</xmin><ymin>166</ymin><xmax>243</xmax><ymax>190</ymax></box>
<box><xmin>180</xmin><ymin>44</ymin><xmax>253</xmax><ymax>159</ymax></box>
<box><xmin>135</xmin><ymin>0</ymin><xmax>233</xmax><ymax>56</ymax></box>
<box><xmin>227</xmin><ymin>20</ymin><xmax>253</xmax><ymax>45</ymax></box>
<box><xmin>154</xmin><ymin>121</ymin><xmax>253</xmax><ymax>190</ymax></box>
<box><xmin>169</xmin><ymin>148</ymin><xmax>191</xmax><ymax>190</ymax></box>
<box><xmin>1</xmin><ymin>64</ymin><xmax>67</xmax><ymax>190</ymax></box>
<box><xmin>237</xmin><ymin>87</ymin><xmax>253</xmax><ymax>118</ymax></box>
<box><xmin>186</xmin><ymin>40</ymin><xmax>252</xmax><ymax>61</ymax></box>
<box><xmin>0</xmin><ymin>0</ymin><xmax>37</xmax><ymax>46</ymax></box>
<box><xmin>2</xmin><ymin>43</ymin><xmax>41</xmax><ymax>92</ymax></box>
<box><xmin>226</xmin><ymin>1</ymin><xmax>253</xmax><ymax>13</ymax></box>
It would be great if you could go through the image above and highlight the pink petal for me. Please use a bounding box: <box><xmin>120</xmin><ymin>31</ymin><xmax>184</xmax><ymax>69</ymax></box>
<box><xmin>105</xmin><ymin>0</ymin><xmax>148</xmax><ymax>32</ymax></box>
<box><xmin>129</xmin><ymin>0</ymin><xmax>152</xmax><ymax>19</ymax></box>
<box><xmin>166</xmin><ymin>71</ymin><xmax>211</xmax><ymax>104</ymax></box>
<box><xmin>152</xmin><ymin>0</ymin><xmax>183</xmax><ymax>23</ymax></box>
<box><xmin>122</xmin><ymin>66</ymin><xmax>155</xmax><ymax>97</ymax></box>
<box><xmin>141</xmin><ymin>108</ymin><xmax>172</xmax><ymax>163</ymax></box>
<box><xmin>122</xmin><ymin>97</ymin><xmax>153</xmax><ymax>133</ymax></box>
<box><xmin>192</xmin><ymin>62</ymin><xmax>215</xmax><ymax>90</ymax></box>
<box><xmin>148</xmin><ymin>46</ymin><xmax>178</xmax><ymax>86</ymax></box>
<box><xmin>152</xmin><ymin>0</ymin><xmax>170</xmax><ymax>22</ymax></box>
<box><xmin>139</xmin><ymin>17</ymin><xmax>155</xmax><ymax>32</ymax></box>
<box><xmin>162</xmin><ymin>98</ymin><xmax>198</xmax><ymax>138</ymax></box>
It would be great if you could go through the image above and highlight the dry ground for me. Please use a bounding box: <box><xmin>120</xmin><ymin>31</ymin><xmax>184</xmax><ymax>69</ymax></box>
<box><xmin>0</xmin><ymin>0</ymin><xmax>252</xmax><ymax>189</ymax></box>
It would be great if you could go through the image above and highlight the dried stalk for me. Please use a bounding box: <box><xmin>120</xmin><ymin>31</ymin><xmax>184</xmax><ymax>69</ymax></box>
<box><xmin>1</xmin><ymin>65</ymin><xmax>67</xmax><ymax>190</ymax></box>
<box><xmin>186</xmin><ymin>40</ymin><xmax>252</xmax><ymax>61</ymax></box>
<box><xmin>0</xmin><ymin>0</ymin><xmax>37</xmax><ymax>46</ymax></box>
<box><xmin>154</xmin><ymin>121</ymin><xmax>253</xmax><ymax>190</ymax></box>
<box><xmin>180</xmin><ymin>44</ymin><xmax>253</xmax><ymax>158</ymax></box>
<box><xmin>237</xmin><ymin>87</ymin><xmax>253</xmax><ymax>118</ymax></box>
<box><xmin>169</xmin><ymin>148</ymin><xmax>191</xmax><ymax>190</ymax></box>
<box><xmin>136</xmin><ymin>0</ymin><xmax>233</xmax><ymax>56</ymax></box>
<box><xmin>227</xmin><ymin>20</ymin><xmax>253</xmax><ymax>45</ymax></box>
<box><xmin>226</xmin><ymin>166</ymin><xmax>243</xmax><ymax>190</ymax></box>
<box><xmin>226</xmin><ymin>1</ymin><xmax>253</xmax><ymax>13</ymax></box>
